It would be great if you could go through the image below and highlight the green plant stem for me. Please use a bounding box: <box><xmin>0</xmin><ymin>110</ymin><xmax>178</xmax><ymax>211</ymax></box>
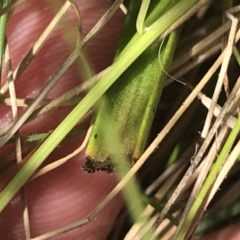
<box><xmin>97</xmin><ymin>101</ymin><xmax>155</xmax><ymax>240</ymax></box>
<box><xmin>0</xmin><ymin>0</ymin><xmax>8</xmax><ymax>85</ymax></box>
<box><xmin>233</xmin><ymin>46</ymin><xmax>240</xmax><ymax>66</ymax></box>
<box><xmin>0</xmin><ymin>0</ymin><xmax>200</xmax><ymax>213</ymax></box>
<box><xmin>175</xmin><ymin>113</ymin><xmax>240</xmax><ymax>239</ymax></box>
<box><xmin>115</xmin><ymin>0</ymin><xmax>176</xmax><ymax>59</ymax></box>
<box><xmin>136</xmin><ymin>0</ymin><xmax>150</xmax><ymax>34</ymax></box>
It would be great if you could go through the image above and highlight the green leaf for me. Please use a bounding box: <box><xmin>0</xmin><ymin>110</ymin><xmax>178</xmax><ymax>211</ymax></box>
<box><xmin>0</xmin><ymin>0</ymin><xmax>9</xmax><ymax>85</ymax></box>
<box><xmin>84</xmin><ymin>0</ymin><xmax>181</xmax><ymax>172</ymax></box>
<box><xmin>0</xmin><ymin>0</ymin><xmax>199</xmax><ymax>213</ymax></box>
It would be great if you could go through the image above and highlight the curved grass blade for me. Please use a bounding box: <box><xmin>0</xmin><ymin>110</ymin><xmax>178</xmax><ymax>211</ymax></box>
<box><xmin>0</xmin><ymin>0</ymin><xmax>200</xmax><ymax>213</ymax></box>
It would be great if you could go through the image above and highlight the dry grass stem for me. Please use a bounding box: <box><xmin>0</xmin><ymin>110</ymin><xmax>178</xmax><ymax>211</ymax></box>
<box><xmin>201</xmin><ymin>13</ymin><xmax>238</xmax><ymax>138</ymax></box>
<box><xmin>81</xmin><ymin>0</ymin><xmax>123</xmax><ymax>46</ymax></box>
<box><xmin>30</xmin><ymin>67</ymin><xmax>109</xmax><ymax>120</ymax></box>
<box><xmin>0</xmin><ymin>0</ymin><xmax>121</xmax><ymax>140</ymax></box>
<box><xmin>145</xmin><ymin>155</ymin><xmax>189</xmax><ymax>195</ymax></box>
<box><xmin>5</xmin><ymin>2</ymin><xmax>126</xmax><ymax>239</ymax></box>
<box><xmin>31</xmin><ymin>125</ymin><xmax>92</xmax><ymax>180</ymax></box>
<box><xmin>5</xmin><ymin>36</ymin><xmax>31</xmax><ymax>240</ymax></box>
<box><xmin>198</xmin><ymin>92</ymin><xmax>237</xmax><ymax>128</ymax></box>
<box><xmin>1</xmin><ymin>0</ymin><xmax>73</xmax><ymax>95</ymax></box>
<box><xmin>168</xmin><ymin>43</ymin><xmax>221</xmax><ymax>84</ymax></box>
<box><xmin>176</xmin><ymin>126</ymin><xmax>230</xmax><ymax>234</ymax></box>
<box><xmin>124</xmin><ymin>165</ymin><xmax>186</xmax><ymax>240</ymax></box>
<box><xmin>1</xmin><ymin>1</ymin><xmax>240</xmax><ymax>239</ymax></box>
<box><xmin>75</xmin><ymin>27</ymin><xmax>240</xmax><ymax>239</ymax></box>
<box><xmin>156</xmin><ymin>212</ymin><xmax>181</xmax><ymax>240</ymax></box>
<box><xmin>207</xmin><ymin>138</ymin><xmax>240</xmax><ymax>214</ymax></box>
<box><xmin>0</xmin><ymin>97</ymin><xmax>82</xmax><ymax>107</ymax></box>
<box><xmin>171</xmin><ymin>20</ymin><xmax>232</xmax><ymax>72</ymax></box>
<box><xmin>152</xmin><ymin>29</ymin><xmax>240</xmax><ymax>230</ymax></box>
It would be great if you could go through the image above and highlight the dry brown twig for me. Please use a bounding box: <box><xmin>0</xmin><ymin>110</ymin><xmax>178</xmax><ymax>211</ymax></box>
<box><xmin>30</xmin><ymin>125</ymin><xmax>93</xmax><ymax>180</ymax></box>
<box><xmin>201</xmin><ymin>12</ymin><xmax>238</xmax><ymax>139</ymax></box>
<box><xmin>172</xmin><ymin>13</ymin><xmax>239</xmax><ymax>237</ymax></box>
<box><xmin>5</xmin><ymin>39</ymin><xmax>31</xmax><ymax>239</ymax></box>
<box><xmin>34</xmin><ymin>4</ymin><xmax>240</xmax><ymax>239</ymax></box>
<box><xmin>152</xmin><ymin>27</ymin><xmax>240</xmax><ymax>232</ymax></box>
<box><xmin>0</xmin><ymin>0</ymin><xmax>74</xmax><ymax>138</ymax></box>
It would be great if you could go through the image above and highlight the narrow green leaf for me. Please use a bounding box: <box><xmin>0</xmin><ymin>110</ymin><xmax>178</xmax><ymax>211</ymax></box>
<box><xmin>0</xmin><ymin>0</ymin><xmax>8</xmax><ymax>85</ymax></box>
<box><xmin>84</xmin><ymin>1</ymin><xmax>181</xmax><ymax>172</ymax></box>
<box><xmin>175</xmin><ymin>113</ymin><xmax>240</xmax><ymax>239</ymax></box>
<box><xmin>0</xmin><ymin>0</ymin><xmax>199</xmax><ymax>213</ymax></box>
